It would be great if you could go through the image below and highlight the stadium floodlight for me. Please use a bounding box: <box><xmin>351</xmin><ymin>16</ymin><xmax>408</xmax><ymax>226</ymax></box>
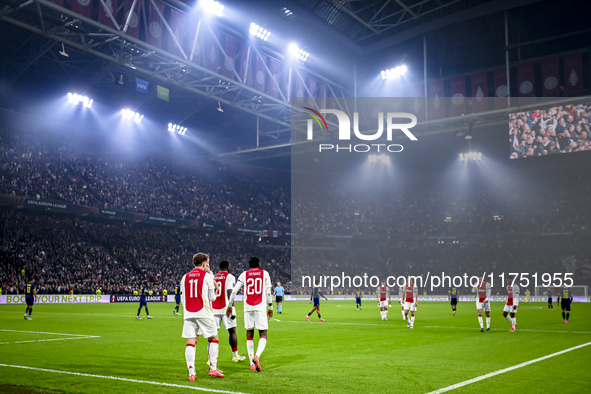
<box><xmin>168</xmin><ymin>123</ymin><xmax>187</xmax><ymax>135</ymax></box>
<box><xmin>459</xmin><ymin>152</ymin><xmax>482</xmax><ymax>161</ymax></box>
<box><xmin>367</xmin><ymin>154</ymin><xmax>390</xmax><ymax>164</ymax></box>
<box><xmin>121</xmin><ymin>109</ymin><xmax>143</xmax><ymax>123</ymax></box>
<box><xmin>67</xmin><ymin>93</ymin><xmax>93</xmax><ymax>108</ymax></box>
<box><xmin>201</xmin><ymin>0</ymin><xmax>224</xmax><ymax>16</ymax></box>
<box><xmin>288</xmin><ymin>43</ymin><xmax>309</xmax><ymax>62</ymax></box>
<box><xmin>249</xmin><ymin>23</ymin><xmax>271</xmax><ymax>41</ymax></box>
<box><xmin>381</xmin><ymin>65</ymin><xmax>407</xmax><ymax>80</ymax></box>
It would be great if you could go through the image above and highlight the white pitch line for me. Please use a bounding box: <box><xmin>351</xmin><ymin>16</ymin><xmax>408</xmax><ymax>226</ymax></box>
<box><xmin>425</xmin><ymin>341</ymin><xmax>591</xmax><ymax>394</ymax></box>
<box><xmin>11</xmin><ymin>337</ymin><xmax>99</xmax><ymax>344</ymax></box>
<box><xmin>422</xmin><ymin>326</ymin><xmax>591</xmax><ymax>334</ymax></box>
<box><xmin>0</xmin><ymin>364</ymin><xmax>249</xmax><ymax>394</ymax></box>
<box><xmin>0</xmin><ymin>329</ymin><xmax>97</xmax><ymax>337</ymax></box>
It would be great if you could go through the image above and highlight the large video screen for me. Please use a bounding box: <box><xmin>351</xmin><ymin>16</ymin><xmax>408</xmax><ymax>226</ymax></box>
<box><xmin>509</xmin><ymin>103</ymin><xmax>590</xmax><ymax>159</ymax></box>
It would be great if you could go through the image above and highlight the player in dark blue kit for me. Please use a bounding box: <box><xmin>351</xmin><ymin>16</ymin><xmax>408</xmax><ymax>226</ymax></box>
<box><xmin>173</xmin><ymin>281</ymin><xmax>182</xmax><ymax>315</ymax></box>
<box><xmin>354</xmin><ymin>289</ymin><xmax>362</xmax><ymax>310</ymax></box>
<box><xmin>448</xmin><ymin>287</ymin><xmax>459</xmax><ymax>315</ymax></box>
<box><xmin>24</xmin><ymin>278</ymin><xmax>37</xmax><ymax>320</ymax></box>
<box><xmin>136</xmin><ymin>281</ymin><xmax>153</xmax><ymax>320</ymax></box>
<box><xmin>558</xmin><ymin>286</ymin><xmax>573</xmax><ymax>323</ymax></box>
<box><xmin>305</xmin><ymin>287</ymin><xmax>328</xmax><ymax>321</ymax></box>
<box><xmin>547</xmin><ymin>288</ymin><xmax>553</xmax><ymax>311</ymax></box>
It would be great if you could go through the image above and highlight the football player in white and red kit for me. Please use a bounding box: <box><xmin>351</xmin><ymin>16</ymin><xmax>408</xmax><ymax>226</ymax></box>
<box><xmin>399</xmin><ymin>284</ymin><xmax>406</xmax><ymax>321</ymax></box>
<box><xmin>212</xmin><ymin>260</ymin><xmax>247</xmax><ymax>363</ymax></box>
<box><xmin>181</xmin><ymin>253</ymin><xmax>224</xmax><ymax>380</ymax></box>
<box><xmin>227</xmin><ymin>257</ymin><xmax>273</xmax><ymax>372</ymax></box>
<box><xmin>377</xmin><ymin>280</ymin><xmax>391</xmax><ymax>320</ymax></box>
<box><xmin>503</xmin><ymin>281</ymin><xmax>520</xmax><ymax>332</ymax></box>
<box><xmin>403</xmin><ymin>278</ymin><xmax>418</xmax><ymax>329</ymax></box>
<box><xmin>476</xmin><ymin>276</ymin><xmax>492</xmax><ymax>332</ymax></box>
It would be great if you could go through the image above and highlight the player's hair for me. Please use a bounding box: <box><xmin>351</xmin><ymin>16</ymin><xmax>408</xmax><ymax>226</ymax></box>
<box><xmin>193</xmin><ymin>253</ymin><xmax>209</xmax><ymax>267</ymax></box>
<box><xmin>28</xmin><ymin>277</ymin><xmax>35</xmax><ymax>282</ymax></box>
<box><xmin>248</xmin><ymin>256</ymin><xmax>261</xmax><ymax>268</ymax></box>
<box><xmin>219</xmin><ymin>260</ymin><xmax>230</xmax><ymax>271</ymax></box>
<box><xmin>143</xmin><ymin>281</ymin><xmax>148</xmax><ymax>286</ymax></box>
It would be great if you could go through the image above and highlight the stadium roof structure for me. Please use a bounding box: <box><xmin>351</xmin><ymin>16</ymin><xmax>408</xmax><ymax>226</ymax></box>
<box><xmin>0</xmin><ymin>0</ymin><xmax>590</xmax><ymax>166</ymax></box>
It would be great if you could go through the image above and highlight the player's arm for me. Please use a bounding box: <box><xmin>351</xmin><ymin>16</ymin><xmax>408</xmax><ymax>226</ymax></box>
<box><xmin>226</xmin><ymin>275</ymin><xmax>244</xmax><ymax>317</ymax></box>
<box><xmin>180</xmin><ymin>276</ymin><xmax>186</xmax><ymax>306</ymax></box>
<box><xmin>320</xmin><ymin>291</ymin><xmax>328</xmax><ymax>300</ymax></box>
<box><xmin>265</xmin><ymin>272</ymin><xmax>273</xmax><ymax>318</ymax></box>
<box><xmin>414</xmin><ymin>286</ymin><xmax>418</xmax><ymax>305</ymax></box>
<box><xmin>484</xmin><ymin>283</ymin><xmax>491</xmax><ymax>303</ymax></box>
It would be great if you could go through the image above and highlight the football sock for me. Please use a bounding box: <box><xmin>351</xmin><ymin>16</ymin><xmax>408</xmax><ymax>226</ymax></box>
<box><xmin>505</xmin><ymin>314</ymin><xmax>512</xmax><ymax>323</ymax></box>
<box><xmin>279</xmin><ymin>305</ymin><xmax>282</xmax><ymax>312</ymax></box>
<box><xmin>137</xmin><ymin>307</ymin><xmax>141</xmax><ymax>316</ymax></box>
<box><xmin>402</xmin><ymin>310</ymin><xmax>406</xmax><ymax>320</ymax></box>
<box><xmin>410</xmin><ymin>315</ymin><xmax>415</xmax><ymax>325</ymax></box>
<box><xmin>185</xmin><ymin>343</ymin><xmax>196</xmax><ymax>376</ymax></box>
<box><xmin>380</xmin><ymin>311</ymin><xmax>384</xmax><ymax>319</ymax></box>
<box><xmin>566</xmin><ymin>313</ymin><xmax>570</xmax><ymax>321</ymax></box>
<box><xmin>385</xmin><ymin>309</ymin><xmax>388</xmax><ymax>318</ymax></box>
<box><xmin>145</xmin><ymin>307</ymin><xmax>149</xmax><ymax>316</ymax></box>
<box><xmin>486</xmin><ymin>317</ymin><xmax>490</xmax><ymax>329</ymax></box>
<box><xmin>208</xmin><ymin>340</ymin><xmax>219</xmax><ymax>370</ymax></box>
<box><xmin>29</xmin><ymin>309</ymin><xmax>32</xmax><ymax>316</ymax></box>
<box><xmin>511</xmin><ymin>318</ymin><xmax>516</xmax><ymax>329</ymax></box>
<box><xmin>478</xmin><ymin>316</ymin><xmax>483</xmax><ymax>328</ymax></box>
<box><xmin>562</xmin><ymin>311</ymin><xmax>566</xmax><ymax>320</ymax></box>
<box><xmin>318</xmin><ymin>314</ymin><xmax>322</xmax><ymax>319</ymax></box>
<box><xmin>256</xmin><ymin>336</ymin><xmax>267</xmax><ymax>358</ymax></box>
<box><xmin>246</xmin><ymin>338</ymin><xmax>254</xmax><ymax>365</ymax></box>
<box><xmin>25</xmin><ymin>307</ymin><xmax>28</xmax><ymax>315</ymax></box>
<box><xmin>232</xmin><ymin>347</ymin><xmax>238</xmax><ymax>358</ymax></box>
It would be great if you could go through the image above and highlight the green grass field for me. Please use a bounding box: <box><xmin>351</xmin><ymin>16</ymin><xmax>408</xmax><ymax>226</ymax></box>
<box><xmin>0</xmin><ymin>301</ymin><xmax>590</xmax><ymax>394</ymax></box>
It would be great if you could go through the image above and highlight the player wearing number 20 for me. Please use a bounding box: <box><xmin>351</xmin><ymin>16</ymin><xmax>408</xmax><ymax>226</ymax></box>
<box><xmin>227</xmin><ymin>257</ymin><xmax>273</xmax><ymax>372</ymax></box>
<box><xmin>181</xmin><ymin>253</ymin><xmax>224</xmax><ymax>380</ymax></box>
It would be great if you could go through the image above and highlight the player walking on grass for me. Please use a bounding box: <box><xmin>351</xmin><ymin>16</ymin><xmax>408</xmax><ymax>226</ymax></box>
<box><xmin>212</xmin><ymin>260</ymin><xmax>246</xmax><ymax>364</ymax></box>
<box><xmin>173</xmin><ymin>282</ymin><xmax>181</xmax><ymax>315</ymax></box>
<box><xmin>558</xmin><ymin>286</ymin><xmax>573</xmax><ymax>324</ymax></box>
<box><xmin>503</xmin><ymin>283</ymin><xmax>519</xmax><ymax>332</ymax></box>
<box><xmin>377</xmin><ymin>280</ymin><xmax>391</xmax><ymax>320</ymax></box>
<box><xmin>354</xmin><ymin>289</ymin><xmax>362</xmax><ymax>310</ymax></box>
<box><xmin>306</xmin><ymin>286</ymin><xmax>328</xmax><ymax>321</ymax></box>
<box><xmin>399</xmin><ymin>284</ymin><xmax>406</xmax><ymax>320</ymax></box>
<box><xmin>23</xmin><ymin>277</ymin><xmax>37</xmax><ymax>320</ymax></box>
<box><xmin>448</xmin><ymin>287</ymin><xmax>459</xmax><ymax>315</ymax></box>
<box><xmin>524</xmin><ymin>288</ymin><xmax>531</xmax><ymax>303</ymax></box>
<box><xmin>137</xmin><ymin>282</ymin><xmax>153</xmax><ymax>320</ymax></box>
<box><xmin>403</xmin><ymin>278</ymin><xmax>418</xmax><ymax>329</ymax></box>
<box><xmin>476</xmin><ymin>276</ymin><xmax>491</xmax><ymax>332</ymax></box>
<box><xmin>273</xmin><ymin>282</ymin><xmax>285</xmax><ymax>314</ymax></box>
<box><xmin>547</xmin><ymin>288</ymin><xmax>553</xmax><ymax>311</ymax></box>
<box><xmin>182</xmin><ymin>253</ymin><xmax>224</xmax><ymax>379</ymax></box>
<box><xmin>227</xmin><ymin>257</ymin><xmax>273</xmax><ymax>372</ymax></box>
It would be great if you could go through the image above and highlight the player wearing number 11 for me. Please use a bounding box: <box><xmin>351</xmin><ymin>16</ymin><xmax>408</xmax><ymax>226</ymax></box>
<box><xmin>227</xmin><ymin>257</ymin><xmax>273</xmax><ymax>372</ymax></box>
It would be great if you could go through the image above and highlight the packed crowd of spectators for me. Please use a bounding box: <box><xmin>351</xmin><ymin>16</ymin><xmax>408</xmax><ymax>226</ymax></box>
<box><xmin>0</xmin><ymin>212</ymin><xmax>291</xmax><ymax>295</ymax></box>
<box><xmin>0</xmin><ymin>124</ymin><xmax>290</xmax><ymax>229</ymax></box>
<box><xmin>509</xmin><ymin>103</ymin><xmax>591</xmax><ymax>158</ymax></box>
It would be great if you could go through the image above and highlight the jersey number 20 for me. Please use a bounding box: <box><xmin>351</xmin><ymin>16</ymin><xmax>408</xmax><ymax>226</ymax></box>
<box><xmin>246</xmin><ymin>278</ymin><xmax>262</xmax><ymax>295</ymax></box>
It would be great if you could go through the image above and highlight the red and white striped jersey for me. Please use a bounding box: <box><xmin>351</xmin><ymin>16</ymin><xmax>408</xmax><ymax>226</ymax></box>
<box><xmin>231</xmin><ymin>268</ymin><xmax>272</xmax><ymax>312</ymax></box>
<box><xmin>506</xmin><ymin>284</ymin><xmax>520</xmax><ymax>306</ymax></box>
<box><xmin>405</xmin><ymin>282</ymin><xmax>417</xmax><ymax>303</ymax></box>
<box><xmin>477</xmin><ymin>281</ymin><xmax>491</xmax><ymax>303</ymax></box>
<box><xmin>377</xmin><ymin>285</ymin><xmax>389</xmax><ymax>301</ymax></box>
<box><xmin>212</xmin><ymin>271</ymin><xmax>236</xmax><ymax>314</ymax></box>
<box><xmin>180</xmin><ymin>268</ymin><xmax>216</xmax><ymax>319</ymax></box>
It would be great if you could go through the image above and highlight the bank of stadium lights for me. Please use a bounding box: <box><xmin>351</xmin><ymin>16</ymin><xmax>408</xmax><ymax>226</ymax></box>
<box><xmin>381</xmin><ymin>65</ymin><xmax>407</xmax><ymax>80</ymax></box>
<box><xmin>289</xmin><ymin>43</ymin><xmax>309</xmax><ymax>62</ymax></box>
<box><xmin>121</xmin><ymin>109</ymin><xmax>143</xmax><ymax>123</ymax></box>
<box><xmin>200</xmin><ymin>0</ymin><xmax>224</xmax><ymax>16</ymax></box>
<box><xmin>250</xmin><ymin>23</ymin><xmax>271</xmax><ymax>41</ymax></box>
<box><xmin>67</xmin><ymin>93</ymin><xmax>93</xmax><ymax>108</ymax></box>
<box><xmin>168</xmin><ymin>123</ymin><xmax>187</xmax><ymax>135</ymax></box>
<box><xmin>459</xmin><ymin>152</ymin><xmax>482</xmax><ymax>161</ymax></box>
<box><xmin>368</xmin><ymin>154</ymin><xmax>390</xmax><ymax>164</ymax></box>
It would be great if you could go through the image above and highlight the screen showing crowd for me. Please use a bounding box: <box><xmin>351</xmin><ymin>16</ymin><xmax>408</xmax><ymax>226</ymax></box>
<box><xmin>509</xmin><ymin>103</ymin><xmax>591</xmax><ymax>159</ymax></box>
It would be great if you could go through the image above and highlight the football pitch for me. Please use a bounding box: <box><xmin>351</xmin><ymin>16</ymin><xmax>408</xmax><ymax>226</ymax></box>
<box><xmin>0</xmin><ymin>301</ymin><xmax>590</xmax><ymax>394</ymax></box>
